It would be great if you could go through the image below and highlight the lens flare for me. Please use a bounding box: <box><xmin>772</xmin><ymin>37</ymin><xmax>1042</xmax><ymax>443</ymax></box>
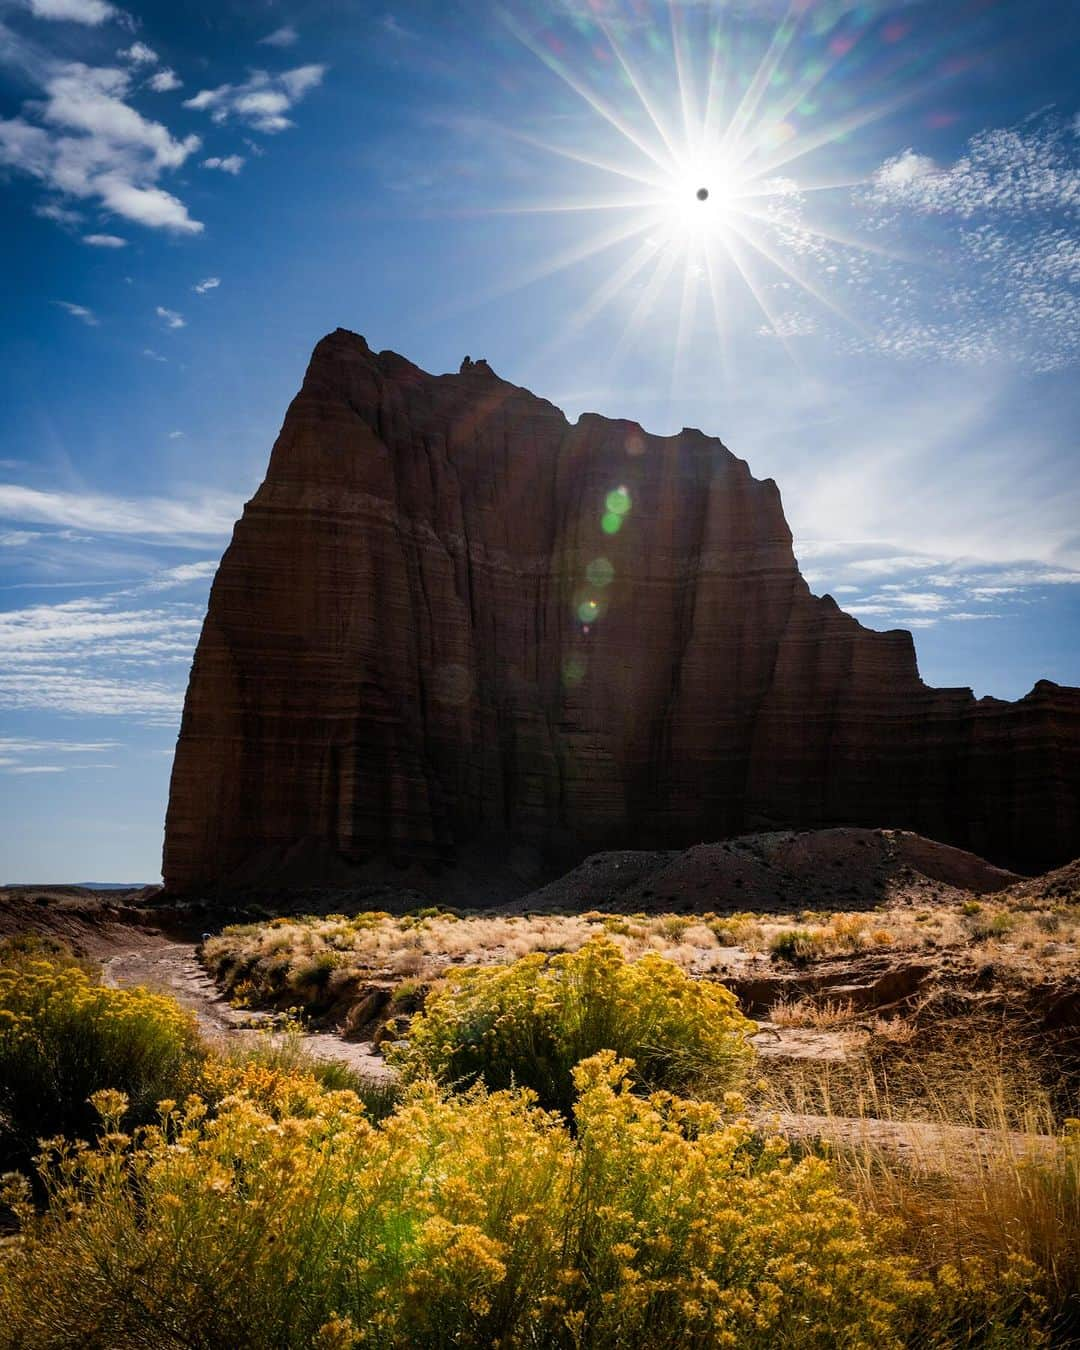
<box><xmin>481</xmin><ymin>0</ymin><xmax>952</xmax><ymax>381</ymax></box>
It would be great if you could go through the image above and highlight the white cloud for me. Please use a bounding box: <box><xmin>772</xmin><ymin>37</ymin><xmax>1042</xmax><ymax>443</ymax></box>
<box><xmin>259</xmin><ymin>25</ymin><xmax>298</xmax><ymax>47</ymax></box>
<box><xmin>27</xmin><ymin>0</ymin><xmax>117</xmax><ymax>24</ymax></box>
<box><xmin>193</xmin><ymin>276</ymin><xmax>220</xmax><ymax>294</ymax></box>
<box><xmin>758</xmin><ymin>312</ymin><xmax>817</xmax><ymax>339</ymax></box>
<box><xmin>155</xmin><ymin>305</ymin><xmax>184</xmax><ymax>328</ymax></box>
<box><xmin>0</xmin><ymin>483</ymin><xmax>241</xmax><ymax>540</ymax></box>
<box><xmin>0</xmin><ymin>596</ymin><xmax>201</xmax><ymax>662</ymax></box>
<box><xmin>117</xmin><ymin>42</ymin><xmax>157</xmax><ymax>65</ymax></box>
<box><xmin>868</xmin><ymin>125</ymin><xmax>1080</xmax><ymax>219</ymax></box>
<box><xmin>184</xmin><ymin>64</ymin><xmax>325</xmax><ymax>134</ymax></box>
<box><xmin>866</xmin><ymin>590</ymin><xmax>951</xmax><ymax>613</ymax></box>
<box><xmin>142</xmin><ymin>347</ymin><xmax>166</xmax><ymax>361</ymax></box>
<box><xmin>143</xmin><ymin>560</ymin><xmax>218</xmax><ymax>590</ymax></box>
<box><xmin>0</xmin><ymin>670</ymin><xmax>185</xmax><ymax>718</ymax></box>
<box><xmin>0</xmin><ymin>735</ymin><xmax>120</xmax><ymax>774</ymax></box>
<box><xmin>0</xmin><ymin>738</ymin><xmax>117</xmax><ymax>754</ymax></box>
<box><xmin>167</xmin><ymin>429</ymin><xmax>184</xmax><ymax>439</ymax></box>
<box><xmin>54</xmin><ymin>299</ymin><xmax>98</xmax><ymax>325</ymax></box>
<box><xmin>0</xmin><ymin>60</ymin><xmax>202</xmax><ymax>233</ymax></box>
<box><xmin>872</xmin><ymin>149</ymin><xmax>937</xmax><ymax>190</ymax></box>
<box><xmin>0</xmin><ymin>531</ymin><xmax>36</xmax><ymax>547</ymax></box>
<box><xmin>201</xmin><ymin>153</ymin><xmax>244</xmax><ymax>173</ymax></box>
<box><xmin>147</xmin><ymin>68</ymin><xmax>181</xmax><ymax>93</ymax></box>
<box><xmin>83</xmin><ymin>231</ymin><xmax>126</xmax><ymax>246</ymax></box>
<box><xmin>0</xmin><ymin>593</ymin><xmax>201</xmax><ymax>720</ymax></box>
<box><xmin>35</xmin><ymin>200</ymin><xmax>82</xmax><ymax>225</ymax></box>
<box><xmin>847</xmin><ymin>555</ymin><xmax>942</xmax><ymax>576</ymax></box>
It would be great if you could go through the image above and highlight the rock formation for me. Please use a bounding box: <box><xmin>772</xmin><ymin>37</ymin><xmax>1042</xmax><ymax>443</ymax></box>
<box><xmin>163</xmin><ymin>329</ymin><xmax>1080</xmax><ymax>891</ymax></box>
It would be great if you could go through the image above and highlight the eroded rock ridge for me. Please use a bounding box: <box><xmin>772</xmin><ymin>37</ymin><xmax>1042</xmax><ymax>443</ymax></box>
<box><xmin>163</xmin><ymin>329</ymin><xmax>1080</xmax><ymax>890</ymax></box>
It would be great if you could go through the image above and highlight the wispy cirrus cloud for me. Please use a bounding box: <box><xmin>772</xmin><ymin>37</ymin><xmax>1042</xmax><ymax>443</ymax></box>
<box><xmin>155</xmin><ymin>305</ymin><xmax>184</xmax><ymax>328</ymax></box>
<box><xmin>83</xmin><ymin>231</ymin><xmax>125</xmax><ymax>246</ymax></box>
<box><xmin>0</xmin><ymin>569</ymin><xmax>216</xmax><ymax>719</ymax></box>
<box><xmin>0</xmin><ymin>483</ymin><xmax>241</xmax><ymax>541</ymax></box>
<box><xmin>0</xmin><ymin>735</ymin><xmax>119</xmax><ymax>774</ymax></box>
<box><xmin>193</xmin><ymin>276</ymin><xmax>220</xmax><ymax>294</ymax></box>
<box><xmin>184</xmin><ymin>64</ymin><xmax>325</xmax><ymax>134</ymax></box>
<box><xmin>851</xmin><ymin>113</ymin><xmax>1080</xmax><ymax>372</ymax></box>
<box><xmin>798</xmin><ymin>539</ymin><xmax>1080</xmax><ymax>633</ymax></box>
<box><xmin>741</xmin><ymin>112</ymin><xmax>1080</xmax><ymax>375</ymax></box>
<box><xmin>258</xmin><ymin>25</ymin><xmax>298</xmax><ymax>49</ymax></box>
<box><xmin>53</xmin><ymin>299</ymin><xmax>98</xmax><ymax>324</ymax></box>
<box><xmin>142</xmin><ymin>559</ymin><xmax>218</xmax><ymax>590</ymax></box>
<box><xmin>866</xmin><ymin>125</ymin><xmax>1080</xmax><ymax>219</ymax></box>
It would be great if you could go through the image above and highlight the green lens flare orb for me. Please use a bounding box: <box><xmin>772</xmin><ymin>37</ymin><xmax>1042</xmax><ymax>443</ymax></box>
<box><xmin>601</xmin><ymin>512</ymin><xmax>622</xmax><ymax>535</ymax></box>
<box><xmin>585</xmin><ymin>557</ymin><xmax>614</xmax><ymax>588</ymax></box>
<box><xmin>604</xmin><ymin>487</ymin><xmax>631</xmax><ymax>516</ymax></box>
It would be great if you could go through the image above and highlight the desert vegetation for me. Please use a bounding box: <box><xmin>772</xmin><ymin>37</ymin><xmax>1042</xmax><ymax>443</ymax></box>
<box><xmin>1</xmin><ymin>913</ymin><xmax>1077</xmax><ymax>1345</ymax></box>
<box><xmin>391</xmin><ymin>937</ymin><xmax>755</xmax><ymax>1113</ymax></box>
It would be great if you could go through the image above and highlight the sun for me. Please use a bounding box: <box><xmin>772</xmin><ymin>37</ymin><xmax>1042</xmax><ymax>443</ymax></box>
<box><xmin>484</xmin><ymin>1</ymin><xmax>903</xmax><ymax>374</ymax></box>
<box><xmin>658</xmin><ymin>152</ymin><xmax>742</xmax><ymax>243</ymax></box>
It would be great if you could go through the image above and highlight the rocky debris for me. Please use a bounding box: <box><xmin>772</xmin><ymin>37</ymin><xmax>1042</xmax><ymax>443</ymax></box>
<box><xmin>163</xmin><ymin>329</ymin><xmax>1080</xmax><ymax>893</ymax></box>
<box><xmin>726</xmin><ymin>954</ymin><xmax>934</xmax><ymax>1017</ymax></box>
<box><xmin>512</xmin><ymin>827</ymin><xmax>1019</xmax><ymax>915</ymax></box>
<box><xmin>1004</xmin><ymin>856</ymin><xmax>1080</xmax><ymax>907</ymax></box>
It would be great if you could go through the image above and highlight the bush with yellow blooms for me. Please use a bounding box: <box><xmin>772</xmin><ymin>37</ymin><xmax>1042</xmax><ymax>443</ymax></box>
<box><xmin>392</xmin><ymin>935</ymin><xmax>756</xmax><ymax>1113</ymax></box>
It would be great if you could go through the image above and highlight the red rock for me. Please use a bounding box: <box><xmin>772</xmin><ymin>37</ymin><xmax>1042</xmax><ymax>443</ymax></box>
<box><xmin>163</xmin><ymin>330</ymin><xmax>1080</xmax><ymax>892</ymax></box>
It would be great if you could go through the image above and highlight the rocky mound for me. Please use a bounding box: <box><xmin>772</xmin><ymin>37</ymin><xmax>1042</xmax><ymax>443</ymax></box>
<box><xmin>1003</xmin><ymin>857</ymin><xmax>1080</xmax><ymax>908</ymax></box>
<box><xmin>164</xmin><ymin>329</ymin><xmax>1080</xmax><ymax>893</ymax></box>
<box><xmin>511</xmin><ymin>828</ymin><xmax>1022</xmax><ymax>915</ymax></box>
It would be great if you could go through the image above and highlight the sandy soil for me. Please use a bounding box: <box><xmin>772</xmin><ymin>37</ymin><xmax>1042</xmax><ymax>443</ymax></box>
<box><xmin>102</xmin><ymin>937</ymin><xmax>394</xmax><ymax>1082</ymax></box>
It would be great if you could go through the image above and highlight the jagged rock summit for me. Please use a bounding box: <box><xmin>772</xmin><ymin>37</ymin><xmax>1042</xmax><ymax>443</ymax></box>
<box><xmin>163</xmin><ymin>329</ymin><xmax>1080</xmax><ymax>892</ymax></box>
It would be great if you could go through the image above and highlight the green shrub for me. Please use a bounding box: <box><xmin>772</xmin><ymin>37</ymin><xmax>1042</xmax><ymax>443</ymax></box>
<box><xmin>769</xmin><ymin>929</ymin><xmax>821</xmax><ymax>963</ymax></box>
<box><xmin>390</xmin><ymin>936</ymin><xmax>755</xmax><ymax>1114</ymax></box>
<box><xmin>0</xmin><ymin>950</ymin><xmax>202</xmax><ymax>1164</ymax></box>
<box><xmin>967</xmin><ymin>911</ymin><xmax>1016</xmax><ymax>943</ymax></box>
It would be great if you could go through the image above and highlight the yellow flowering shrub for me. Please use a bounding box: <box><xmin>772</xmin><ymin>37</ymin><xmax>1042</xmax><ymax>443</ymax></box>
<box><xmin>391</xmin><ymin>936</ymin><xmax>756</xmax><ymax>1113</ymax></box>
<box><xmin>0</xmin><ymin>1051</ymin><xmax>934</xmax><ymax>1348</ymax></box>
<box><xmin>0</xmin><ymin>951</ymin><xmax>202</xmax><ymax>1163</ymax></box>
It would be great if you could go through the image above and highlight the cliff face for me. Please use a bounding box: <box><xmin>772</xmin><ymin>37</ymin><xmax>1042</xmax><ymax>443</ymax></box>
<box><xmin>163</xmin><ymin>329</ymin><xmax>1080</xmax><ymax>890</ymax></box>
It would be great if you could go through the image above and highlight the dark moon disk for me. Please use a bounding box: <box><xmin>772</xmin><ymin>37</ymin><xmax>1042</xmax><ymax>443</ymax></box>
<box><xmin>696</xmin><ymin>187</ymin><xmax>709</xmax><ymax>201</ymax></box>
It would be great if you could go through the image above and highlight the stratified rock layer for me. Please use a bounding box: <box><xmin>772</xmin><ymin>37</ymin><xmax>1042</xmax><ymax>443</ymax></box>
<box><xmin>163</xmin><ymin>330</ymin><xmax>1080</xmax><ymax>891</ymax></box>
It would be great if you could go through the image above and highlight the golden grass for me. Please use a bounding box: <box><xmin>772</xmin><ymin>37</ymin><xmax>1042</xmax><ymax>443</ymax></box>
<box><xmin>1</xmin><ymin>943</ymin><xmax>1076</xmax><ymax>1344</ymax></box>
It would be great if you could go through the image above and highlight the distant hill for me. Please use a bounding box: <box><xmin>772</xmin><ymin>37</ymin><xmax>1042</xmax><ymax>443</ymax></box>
<box><xmin>1</xmin><ymin>882</ymin><xmax>157</xmax><ymax>891</ymax></box>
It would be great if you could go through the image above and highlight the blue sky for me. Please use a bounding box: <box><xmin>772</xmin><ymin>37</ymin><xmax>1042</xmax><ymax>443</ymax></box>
<box><xmin>0</xmin><ymin>0</ymin><xmax>1078</xmax><ymax>882</ymax></box>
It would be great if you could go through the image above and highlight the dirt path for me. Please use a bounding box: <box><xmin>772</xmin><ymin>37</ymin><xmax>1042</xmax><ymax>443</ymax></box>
<box><xmin>101</xmin><ymin>934</ymin><xmax>1058</xmax><ymax>1170</ymax></box>
<box><xmin>103</xmin><ymin>936</ymin><xmax>394</xmax><ymax>1083</ymax></box>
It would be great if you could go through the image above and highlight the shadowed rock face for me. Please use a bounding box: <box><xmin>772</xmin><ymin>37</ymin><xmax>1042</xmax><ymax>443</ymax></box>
<box><xmin>163</xmin><ymin>329</ymin><xmax>1080</xmax><ymax>891</ymax></box>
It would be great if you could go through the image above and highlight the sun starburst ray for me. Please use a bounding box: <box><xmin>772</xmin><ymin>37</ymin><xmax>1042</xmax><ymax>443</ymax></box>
<box><xmin>500</xmin><ymin>127</ymin><xmax>670</xmax><ymax>194</ymax></box>
<box><xmin>723</xmin><ymin>212</ymin><xmax>869</xmax><ymax>339</ymax></box>
<box><xmin>604</xmin><ymin>244</ymin><xmax>682</xmax><ymax>374</ymax></box>
<box><xmin>428</xmin><ymin>215</ymin><xmax>660</xmax><ymax>325</ymax></box>
<box><xmin>597</xmin><ymin>17</ymin><xmax>684</xmax><ymax>166</ymax></box>
<box><xmin>496</xmin><ymin>6</ymin><xmax>673</xmax><ymax>177</ymax></box>
<box><xmin>531</xmin><ymin>235</ymin><xmax>665</xmax><ymax>368</ymax></box>
<box><xmin>721</xmin><ymin>8</ymin><xmax>801</xmax><ymax>163</ymax></box>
